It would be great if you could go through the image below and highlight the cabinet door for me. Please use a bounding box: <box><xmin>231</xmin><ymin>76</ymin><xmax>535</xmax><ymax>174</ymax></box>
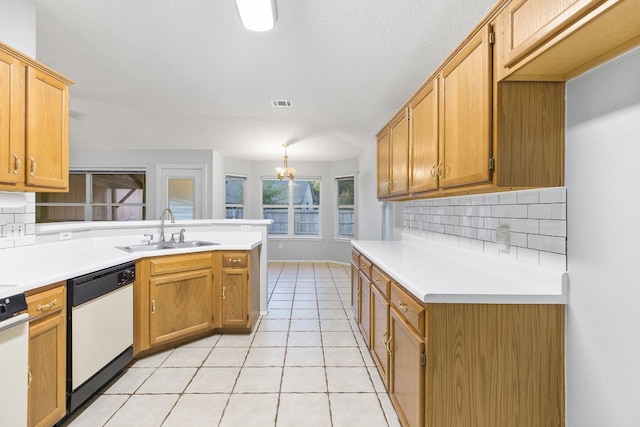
<box><xmin>149</xmin><ymin>269</ymin><xmax>213</xmax><ymax>346</ymax></box>
<box><xmin>389</xmin><ymin>109</ymin><xmax>409</xmax><ymax>197</ymax></box>
<box><xmin>359</xmin><ymin>273</ymin><xmax>371</xmax><ymax>348</ymax></box>
<box><xmin>25</xmin><ymin>66</ymin><xmax>69</xmax><ymax>190</ymax></box>
<box><xmin>502</xmin><ymin>0</ymin><xmax>605</xmax><ymax>68</ymax></box>
<box><xmin>221</xmin><ymin>267</ymin><xmax>249</xmax><ymax>327</ymax></box>
<box><xmin>371</xmin><ymin>284</ymin><xmax>390</xmax><ymax>388</ymax></box>
<box><xmin>390</xmin><ymin>307</ymin><xmax>425</xmax><ymax>427</ymax></box>
<box><xmin>0</xmin><ymin>50</ymin><xmax>24</xmax><ymax>185</ymax></box>
<box><xmin>439</xmin><ymin>24</ymin><xmax>492</xmax><ymax>190</ymax></box>
<box><xmin>28</xmin><ymin>311</ymin><xmax>66</xmax><ymax>427</ymax></box>
<box><xmin>409</xmin><ymin>78</ymin><xmax>439</xmax><ymax>194</ymax></box>
<box><xmin>351</xmin><ymin>262</ymin><xmax>361</xmax><ymax>323</ymax></box>
<box><xmin>377</xmin><ymin>128</ymin><xmax>391</xmax><ymax>198</ymax></box>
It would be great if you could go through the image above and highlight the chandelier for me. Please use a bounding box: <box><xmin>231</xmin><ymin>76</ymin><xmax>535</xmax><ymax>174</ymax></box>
<box><xmin>275</xmin><ymin>143</ymin><xmax>296</xmax><ymax>180</ymax></box>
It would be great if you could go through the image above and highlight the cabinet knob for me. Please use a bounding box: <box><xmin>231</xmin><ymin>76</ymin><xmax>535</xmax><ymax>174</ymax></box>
<box><xmin>398</xmin><ymin>301</ymin><xmax>408</xmax><ymax>313</ymax></box>
<box><xmin>12</xmin><ymin>153</ymin><xmax>21</xmax><ymax>174</ymax></box>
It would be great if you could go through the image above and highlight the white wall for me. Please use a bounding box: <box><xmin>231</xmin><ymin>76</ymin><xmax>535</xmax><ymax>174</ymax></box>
<box><xmin>565</xmin><ymin>46</ymin><xmax>640</xmax><ymax>426</ymax></box>
<box><xmin>357</xmin><ymin>140</ymin><xmax>382</xmax><ymax>241</ymax></box>
<box><xmin>0</xmin><ymin>0</ymin><xmax>35</xmax><ymax>57</ymax></box>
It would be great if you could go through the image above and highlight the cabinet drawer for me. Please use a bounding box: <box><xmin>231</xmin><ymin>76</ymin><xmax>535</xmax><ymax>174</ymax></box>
<box><xmin>390</xmin><ymin>282</ymin><xmax>425</xmax><ymax>335</ymax></box>
<box><xmin>222</xmin><ymin>252</ymin><xmax>248</xmax><ymax>267</ymax></box>
<box><xmin>26</xmin><ymin>284</ymin><xmax>65</xmax><ymax>319</ymax></box>
<box><xmin>371</xmin><ymin>265</ymin><xmax>390</xmax><ymax>298</ymax></box>
<box><xmin>351</xmin><ymin>249</ymin><xmax>360</xmax><ymax>265</ymax></box>
<box><xmin>150</xmin><ymin>252</ymin><xmax>213</xmax><ymax>276</ymax></box>
<box><xmin>359</xmin><ymin>256</ymin><xmax>372</xmax><ymax>279</ymax></box>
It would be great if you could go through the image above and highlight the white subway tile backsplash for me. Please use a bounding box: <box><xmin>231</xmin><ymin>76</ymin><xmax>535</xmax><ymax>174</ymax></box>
<box><xmin>402</xmin><ymin>187</ymin><xmax>567</xmax><ymax>270</ymax></box>
<box><xmin>0</xmin><ymin>192</ymin><xmax>37</xmax><ymax>250</ymax></box>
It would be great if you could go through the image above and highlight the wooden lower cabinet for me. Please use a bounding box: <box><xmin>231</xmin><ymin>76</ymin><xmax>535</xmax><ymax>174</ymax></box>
<box><xmin>358</xmin><ymin>272</ymin><xmax>371</xmax><ymax>347</ymax></box>
<box><xmin>352</xmin><ymin>252</ymin><xmax>566</xmax><ymax>427</ymax></box>
<box><xmin>371</xmin><ymin>284</ymin><xmax>390</xmax><ymax>389</ymax></box>
<box><xmin>351</xmin><ymin>261</ymin><xmax>360</xmax><ymax>322</ymax></box>
<box><xmin>25</xmin><ymin>283</ymin><xmax>66</xmax><ymax>427</ymax></box>
<box><xmin>389</xmin><ymin>306</ymin><xmax>425</xmax><ymax>427</ymax></box>
<box><xmin>219</xmin><ymin>249</ymin><xmax>260</xmax><ymax>330</ymax></box>
<box><xmin>148</xmin><ymin>268</ymin><xmax>213</xmax><ymax>346</ymax></box>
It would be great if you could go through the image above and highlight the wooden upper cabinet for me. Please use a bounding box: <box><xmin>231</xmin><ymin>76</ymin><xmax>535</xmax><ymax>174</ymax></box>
<box><xmin>389</xmin><ymin>109</ymin><xmax>409</xmax><ymax>197</ymax></box>
<box><xmin>0</xmin><ymin>49</ymin><xmax>25</xmax><ymax>185</ymax></box>
<box><xmin>376</xmin><ymin>127</ymin><xmax>391</xmax><ymax>198</ymax></box>
<box><xmin>408</xmin><ymin>78</ymin><xmax>439</xmax><ymax>194</ymax></box>
<box><xmin>439</xmin><ymin>24</ymin><xmax>493</xmax><ymax>190</ymax></box>
<box><xmin>502</xmin><ymin>0</ymin><xmax>606</xmax><ymax>68</ymax></box>
<box><xmin>497</xmin><ymin>0</ymin><xmax>640</xmax><ymax>81</ymax></box>
<box><xmin>0</xmin><ymin>41</ymin><xmax>72</xmax><ymax>192</ymax></box>
<box><xmin>25</xmin><ymin>67</ymin><xmax>69</xmax><ymax>190</ymax></box>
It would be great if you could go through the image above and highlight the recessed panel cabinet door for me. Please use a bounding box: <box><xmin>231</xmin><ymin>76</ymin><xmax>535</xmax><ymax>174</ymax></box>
<box><xmin>377</xmin><ymin>128</ymin><xmax>391</xmax><ymax>198</ymax></box>
<box><xmin>389</xmin><ymin>109</ymin><xmax>409</xmax><ymax>197</ymax></box>
<box><xmin>351</xmin><ymin>262</ymin><xmax>361</xmax><ymax>323</ymax></box>
<box><xmin>502</xmin><ymin>0</ymin><xmax>606</xmax><ymax>68</ymax></box>
<box><xmin>439</xmin><ymin>24</ymin><xmax>492</xmax><ymax>190</ymax></box>
<box><xmin>359</xmin><ymin>272</ymin><xmax>371</xmax><ymax>348</ymax></box>
<box><xmin>371</xmin><ymin>284</ymin><xmax>390</xmax><ymax>388</ymax></box>
<box><xmin>149</xmin><ymin>269</ymin><xmax>213</xmax><ymax>346</ymax></box>
<box><xmin>409</xmin><ymin>78</ymin><xmax>439</xmax><ymax>194</ymax></box>
<box><xmin>25</xmin><ymin>66</ymin><xmax>69</xmax><ymax>190</ymax></box>
<box><xmin>0</xmin><ymin>50</ymin><xmax>24</xmax><ymax>185</ymax></box>
<box><xmin>390</xmin><ymin>307</ymin><xmax>425</xmax><ymax>427</ymax></box>
<box><xmin>221</xmin><ymin>267</ymin><xmax>249</xmax><ymax>327</ymax></box>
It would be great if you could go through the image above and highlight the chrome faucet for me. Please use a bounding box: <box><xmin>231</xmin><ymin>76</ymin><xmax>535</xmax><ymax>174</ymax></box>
<box><xmin>159</xmin><ymin>208</ymin><xmax>175</xmax><ymax>242</ymax></box>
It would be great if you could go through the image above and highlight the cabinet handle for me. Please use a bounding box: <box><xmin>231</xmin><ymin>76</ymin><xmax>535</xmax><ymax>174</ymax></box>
<box><xmin>229</xmin><ymin>258</ymin><xmax>242</xmax><ymax>263</ymax></box>
<box><xmin>28</xmin><ymin>369</ymin><xmax>32</xmax><ymax>387</ymax></box>
<box><xmin>430</xmin><ymin>162</ymin><xmax>437</xmax><ymax>180</ymax></box>
<box><xmin>398</xmin><ymin>301</ymin><xmax>408</xmax><ymax>313</ymax></box>
<box><xmin>436</xmin><ymin>161</ymin><xmax>444</xmax><ymax>180</ymax></box>
<box><xmin>29</xmin><ymin>157</ymin><xmax>38</xmax><ymax>177</ymax></box>
<box><xmin>151</xmin><ymin>300</ymin><xmax>156</xmax><ymax>314</ymax></box>
<box><xmin>386</xmin><ymin>335</ymin><xmax>393</xmax><ymax>356</ymax></box>
<box><xmin>375</xmin><ymin>279</ymin><xmax>382</xmax><ymax>285</ymax></box>
<box><xmin>13</xmin><ymin>153</ymin><xmax>21</xmax><ymax>174</ymax></box>
<box><xmin>222</xmin><ymin>286</ymin><xmax>226</xmax><ymax>299</ymax></box>
<box><xmin>37</xmin><ymin>298</ymin><xmax>57</xmax><ymax>312</ymax></box>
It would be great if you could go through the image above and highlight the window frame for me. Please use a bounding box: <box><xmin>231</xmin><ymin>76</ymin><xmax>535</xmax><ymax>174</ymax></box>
<box><xmin>261</xmin><ymin>177</ymin><xmax>322</xmax><ymax>238</ymax></box>
<box><xmin>335</xmin><ymin>174</ymin><xmax>356</xmax><ymax>240</ymax></box>
<box><xmin>225</xmin><ymin>174</ymin><xmax>247</xmax><ymax>219</ymax></box>
<box><xmin>36</xmin><ymin>169</ymin><xmax>146</xmax><ymax>222</ymax></box>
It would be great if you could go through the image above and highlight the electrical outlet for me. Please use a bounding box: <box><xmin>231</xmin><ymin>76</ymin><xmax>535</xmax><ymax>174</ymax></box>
<box><xmin>278</xmin><ymin>243</ymin><xmax>283</xmax><ymax>249</ymax></box>
<box><xmin>240</xmin><ymin>225</ymin><xmax>251</xmax><ymax>231</ymax></box>
<box><xmin>6</xmin><ymin>222</ymin><xmax>25</xmax><ymax>240</ymax></box>
<box><xmin>60</xmin><ymin>231</ymin><xmax>73</xmax><ymax>241</ymax></box>
<box><xmin>496</xmin><ymin>226</ymin><xmax>510</xmax><ymax>253</ymax></box>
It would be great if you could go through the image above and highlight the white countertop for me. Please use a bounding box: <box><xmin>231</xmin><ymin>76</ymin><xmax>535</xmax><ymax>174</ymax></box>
<box><xmin>0</xmin><ymin>233</ymin><xmax>262</xmax><ymax>298</ymax></box>
<box><xmin>352</xmin><ymin>236</ymin><xmax>568</xmax><ymax>304</ymax></box>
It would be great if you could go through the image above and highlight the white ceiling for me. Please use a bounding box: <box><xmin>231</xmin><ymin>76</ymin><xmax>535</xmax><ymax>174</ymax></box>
<box><xmin>35</xmin><ymin>0</ymin><xmax>496</xmax><ymax>161</ymax></box>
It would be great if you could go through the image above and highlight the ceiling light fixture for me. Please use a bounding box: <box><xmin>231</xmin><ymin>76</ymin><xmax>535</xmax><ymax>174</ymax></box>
<box><xmin>235</xmin><ymin>0</ymin><xmax>278</xmax><ymax>32</ymax></box>
<box><xmin>275</xmin><ymin>143</ymin><xmax>295</xmax><ymax>180</ymax></box>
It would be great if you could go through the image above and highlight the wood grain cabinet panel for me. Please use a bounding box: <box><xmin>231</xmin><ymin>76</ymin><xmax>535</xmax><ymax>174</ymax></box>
<box><xmin>408</xmin><ymin>78</ymin><xmax>439</xmax><ymax>194</ymax></box>
<box><xmin>0</xmin><ymin>41</ymin><xmax>72</xmax><ymax>192</ymax></box>
<box><xmin>389</xmin><ymin>109</ymin><xmax>409</xmax><ymax>197</ymax></box>
<box><xmin>376</xmin><ymin>127</ymin><xmax>391</xmax><ymax>198</ymax></box>
<box><xmin>220</xmin><ymin>267</ymin><xmax>249</xmax><ymax>327</ymax></box>
<box><xmin>26</xmin><ymin>283</ymin><xmax>66</xmax><ymax>427</ymax></box>
<box><xmin>149</xmin><ymin>269</ymin><xmax>213</xmax><ymax>346</ymax></box>
<box><xmin>439</xmin><ymin>24</ymin><xmax>493</xmax><ymax>191</ymax></box>
<box><xmin>371</xmin><ymin>284</ymin><xmax>390</xmax><ymax>389</ymax></box>
<box><xmin>358</xmin><ymin>271</ymin><xmax>371</xmax><ymax>348</ymax></box>
<box><xmin>351</xmin><ymin>256</ymin><xmax>361</xmax><ymax>323</ymax></box>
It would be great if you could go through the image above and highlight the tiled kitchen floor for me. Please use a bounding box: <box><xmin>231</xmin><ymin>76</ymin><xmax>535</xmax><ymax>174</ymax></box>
<box><xmin>64</xmin><ymin>261</ymin><xmax>401</xmax><ymax>427</ymax></box>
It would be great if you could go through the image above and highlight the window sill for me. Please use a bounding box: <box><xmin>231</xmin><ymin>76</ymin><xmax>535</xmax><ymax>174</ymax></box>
<box><xmin>333</xmin><ymin>237</ymin><xmax>355</xmax><ymax>243</ymax></box>
<box><xmin>268</xmin><ymin>236</ymin><xmax>325</xmax><ymax>242</ymax></box>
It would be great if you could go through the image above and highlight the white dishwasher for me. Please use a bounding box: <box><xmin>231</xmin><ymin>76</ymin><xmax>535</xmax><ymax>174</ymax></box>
<box><xmin>67</xmin><ymin>262</ymin><xmax>135</xmax><ymax>413</ymax></box>
<box><xmin>0</xmin><ymin>290</ymin><xmax>29</xmax><ymax>426</ymax></box>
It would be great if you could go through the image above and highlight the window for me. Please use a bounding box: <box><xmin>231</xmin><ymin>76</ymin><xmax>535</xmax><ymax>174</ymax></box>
<box><xmin>36</xmin><ymin>171</ymin><xmax>146</xmax><ymax>222</ymax></box>
<box><xmin>225</xmin><ymin>175</ymin><xmax>246</xmax><ymax>219</ymax></box>
<box><xmin>336</xmin><ymin>175</ymin><xmax>355</xmax><ymax>238</ymax></box>
<box><xmin>262</xmin><ymin>178</ymin><xmax>321</xmax><ymax>236</ymax></box>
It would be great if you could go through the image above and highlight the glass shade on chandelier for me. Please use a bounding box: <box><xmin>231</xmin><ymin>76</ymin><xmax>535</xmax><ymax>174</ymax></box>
<box><xmin>276</xmin><ymin>144</ymin><xmax>295</xmax><ymax>180</ymax></box>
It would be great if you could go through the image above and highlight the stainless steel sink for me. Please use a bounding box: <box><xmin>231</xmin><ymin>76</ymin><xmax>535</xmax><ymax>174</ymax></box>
<box><xmin>117</xmin><ymin>240</ymin><xmax>220</xmax><ymax>253</ymax></box>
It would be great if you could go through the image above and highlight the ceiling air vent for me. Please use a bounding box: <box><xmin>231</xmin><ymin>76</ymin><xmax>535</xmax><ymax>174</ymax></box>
<box><xmin>271</xmin><ymin>100</ymin><xmax>292</xmax><ymax>108</ymax></box>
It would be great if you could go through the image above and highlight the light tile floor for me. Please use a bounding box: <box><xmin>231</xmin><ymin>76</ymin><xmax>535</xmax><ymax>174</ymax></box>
<box><xmin>64</xmin><ymin>261</ymin><xmax>400</xmax><ymax>427</ymax></box>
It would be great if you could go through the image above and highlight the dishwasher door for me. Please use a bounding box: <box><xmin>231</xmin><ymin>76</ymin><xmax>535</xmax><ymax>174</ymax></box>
<box><xmin>71</xmin><ymin>284</ymin><xmax>133</xmax><ymax>389</ymax></box>
<box><xmin>0</xmin><ymin>313</ymin><xmax>29</xmax><ymax>426</ymax></box>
